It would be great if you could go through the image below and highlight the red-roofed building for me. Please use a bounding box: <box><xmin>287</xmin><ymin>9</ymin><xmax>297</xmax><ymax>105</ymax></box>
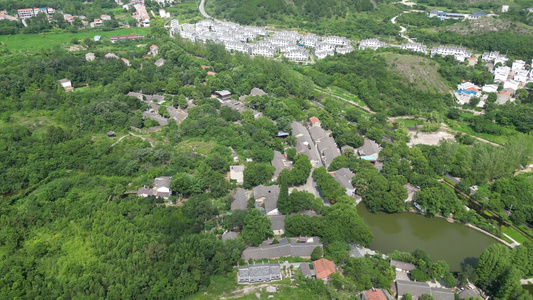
<box><xmin>150</xmin><ymin>44</ymin><xmax>159</xmax><ymax>56</ymax></box>
<box><xmin>364</xmin><ymin>288</ymin><xmax>388</xmax><ymax>300</ymax></box>
<box><xmin>201</xmin><ymin>65</ymin><xmax>209</xmax><ymax>70</ymax></box>
<box><xmin>313</xmin><ymin>258</ymin><xmax>336</xmax><ymax>280</ymax></box>
<box><xmin>309</xmin><ymin>116</ymin><xmax>321</xmax><ymax>127</ymax></box>
<box><xmin>18</xmin><ymin>8</ymin><xmax>34</xmax><ymax>18</ymax></box>
<box><xmin>207</xmin><ymin>71</ymin><xmax>216</xmax><ymax>76</ymax></box>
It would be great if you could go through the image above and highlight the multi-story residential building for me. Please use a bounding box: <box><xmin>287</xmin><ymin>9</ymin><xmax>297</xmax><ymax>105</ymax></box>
<box><xmin>322</xmin><ymin>35</ymin><xmax>349</xmax><ymax>46</ymax></box>
<box><xmin>18</xmin><ymin>8</ymin><xmax>35</xmax><ymax>18</ymax></box>
<box><xmin>315</xmin><ymin>49</ymin><xmax>334</xmax><ymax>60</ymax></box>
<box><xmin>284</xmin><ymin>49</ymin><xmax>309</xmax><ymax>62</ymax></box>
<box><xmin>430</xmin><ymin>45</ymin><xmax>472</xmax><ymax>61</ymax></box>
<box><xmin>358</xmin><ymin>38</ymin><xmax>387</xmax><ymax>50</ymax></box>
<box><xmin>400</xmin><ymin>42</ymin><xmax>427</xmax><ymax>54</ymax></box>
<box><xmin>335</xmin><ymin>45</ymin><xmax>354</xmax><ymax>55</ymax></box>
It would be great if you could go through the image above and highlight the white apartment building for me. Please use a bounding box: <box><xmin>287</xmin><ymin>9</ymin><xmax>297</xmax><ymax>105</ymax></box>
<box><xmin>400</xmin><ymin>42</ymin><xmax>428</xmax><ymax>54</ymax></box>
<box><xmin>358</xmin><ymin>38</ymin><xmax>387</xmax><ymax>50</ymax></box>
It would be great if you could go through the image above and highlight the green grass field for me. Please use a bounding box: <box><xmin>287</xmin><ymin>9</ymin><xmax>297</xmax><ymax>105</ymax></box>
<box><xmin>0</xmin><ymin>27</ymin><xmax>150</xmax><ymax>53</ymax></box>
<box><xmin>502</xmin><ymin>226</ymin><xmax>530</xmax><ymax>244</ymax></box>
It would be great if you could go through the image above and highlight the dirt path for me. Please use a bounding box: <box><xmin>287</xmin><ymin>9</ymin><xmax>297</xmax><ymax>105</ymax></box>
<box><xmin>315</xmin><ymin>87</ymin><xmax>375</xmax><ymax>114</ymax></box>
<box><xmin>514</xmin><ymin>164</ymin><xmax>533</xmax><ymax>176</ymax></box>
<box><xmin>219</xmin><ymin>284</ymin><xmax>282</xmax><ymax>299</ymax></box>
<box><xmin>110</xmin><ymin>133</ymin><xmax>156</xmax><ymax>147</ymax></box>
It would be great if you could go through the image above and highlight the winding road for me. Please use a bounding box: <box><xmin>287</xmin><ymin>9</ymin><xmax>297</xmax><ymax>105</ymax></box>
<box><xmin>199</xmin><ymin>0</ymin><xmax>211</xmax><ymax>19</ymax></box>
<box><xmin>390</xmin><ymin>9</ymin><xmax>425</xmax><ymax>43</ymax></box>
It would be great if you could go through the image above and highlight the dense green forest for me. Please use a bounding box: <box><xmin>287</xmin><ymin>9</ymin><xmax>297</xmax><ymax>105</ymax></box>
<box><xmin>1</xmin><ymin>0</ymin><xmax>533</xmax><ymax>297</ymax></box>
<box><xmin>207</xmin><ymin>0</ymin><xmax>401</xmax><ymax>39</ymax></box>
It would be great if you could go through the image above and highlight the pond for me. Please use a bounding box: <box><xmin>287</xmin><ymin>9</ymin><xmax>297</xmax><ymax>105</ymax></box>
<box><xmin>357</xmin><ymin>203</ymin><xmax>500</xmax><ymax>271</ymax></box>
<box><xmin>524</xmin><ymin>284</ymin><xmax>533</xmax><ymax>296</ymax></box>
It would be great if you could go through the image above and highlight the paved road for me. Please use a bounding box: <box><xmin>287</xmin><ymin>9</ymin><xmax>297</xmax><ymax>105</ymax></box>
<box><xmin>199</xmin><ymin>0</ymin><xmax>211</xmax><ymax>19</ymax></box>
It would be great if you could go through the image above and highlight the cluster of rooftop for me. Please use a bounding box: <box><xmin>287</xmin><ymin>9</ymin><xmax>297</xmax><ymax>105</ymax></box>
<box><xmin>428</xmin><ymin>9</ymin><xmax>494</xmax><ymax>20</ymax></box>
<box><xmin>175</xmin><ymin>19</ymin><xmax>354</xmax><ymax>61</ymax></box>
<box><xmin>455</xmin><ymin>54</ymin><xmax>533</xmax><ymax>105</ymax></box>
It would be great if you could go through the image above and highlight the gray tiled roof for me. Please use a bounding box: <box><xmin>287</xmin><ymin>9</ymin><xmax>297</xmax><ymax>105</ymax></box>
<box><xmin>253</xmin><ymin>185</ymin><xmax>280</xmax><ymax>213</ymax></box>
<box><xmin>154</xmin><ymin>177</ymin><xmax>172</xmax><ymax>189</ymax></box>
<box><xmin>309</xmin><ymin>126</ymin><xmax>329</xmax><ymax>142</ymax></box>
<box><xmin>334</xmin><ymin>168</ymin><xmax>354</xmax><ymax>190</ymax></box>
<box><xmin>222</xmin><ymin>231</ymin><xmax>239</xmax><ymax>241</ymax></box>
<box><xmin>231</xmin><ymin>188</ymin><xmax>248</xmax><ymax>210</ymax></box>
<box><xmin>242</xmin><ymin>237</ymin><xmax>322</xmax><ymax>260</ymax></box>
<box><xmin>431</xmin><ymin>287</ymin><xmax>455</xmax><ymax>300</ymax></box>
<box><xmin>396</xmin><ymin>280</ymin><xmax>431</xmax><ymax>298</ymax></box>
<box><xmin>300</xmin><ymin>263</ymin><xmax>314</xmax><ymax>277</ymax></box>
<box><xmin>390</xmin><ymin>260</ymin><xmax>416</xmax><ymax>271</ymax></box>
<box><xmin>250</xmin><ymin>87</ymin><xmax>267</xmax><ymax>96</ymax></box>
<box><xmin>358</xmin><ymin>139</ymin><xmax>380</xmax><ymax>157</ymax></box>
<box><xmin>271</xmin><ymin>151</ymin><xmax>292</xmax><ymax>180</ymax></box>
<box><xmin>268</xmin><ymin>215</ymin><xmax>286</xmax><ymax>231</ymax></box>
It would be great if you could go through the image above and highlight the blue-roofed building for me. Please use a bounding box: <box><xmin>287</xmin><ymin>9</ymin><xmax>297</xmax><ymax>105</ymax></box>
<box><xmin>457</xmin><ymin>89</ymin><xmax>479</xmax><ymax>96</ymax></box>
<box><xmin>468</xmin><ymin>11</ymin><xmax>488</xmax><ymax>19</ymax></box>
<box><xmin>276</xmin><ymin>131</ymin><xmax>290</xmax><ymax>138</ymax></box>
<box><xmin>94</xmin><ymin>35</ymin><xmax>101</xmax><ymax>42</ymax></box>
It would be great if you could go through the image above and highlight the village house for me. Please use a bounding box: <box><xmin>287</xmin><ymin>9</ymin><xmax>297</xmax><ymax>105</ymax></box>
<box><xmin>121</xmin><ymin>58</ymin><xmax>130</xmax><ymax>66</ymax></box>
<box><xmin>100</xmin><ymin>14</ymin><xmax>111</xmax><ymax>21</ymax></box>
<box><xmin>497</xmin><ymin>90</ymin><xmax>513</xmax><ymax>104</ymax></box>
<box><xmin>333</xmin><ymin>168</ymin><xmax>356</xmax><ymax>198</ymax></box>
<box><xmin>241</xmin><ymin>237</ymin><xmax>322</xmax><ymax>260</ymax></box>
<box><xmin>58</xmin><ymin>78</ymin><xmax>73</xmax><ymax>92</ymax></box>
<box><xmin>396</xmin><ymin>280</ymin><xmax>454</xmax><ymax>300</ymax></box>
<box><xmin>215</xmin><ymin>90</ymin><xmax>232</xmax><ymax>100</ymax></box>
<box><xmin>237</xmin><ymin>263</ymin><xmax>282</xmax><ymax>284</ymax></box>
<box><xmin>313</xmin><ymin>258</ymin><xmax>337</xmax><ymax>280</ymax></box>
<box><xmin>357</xmin><ymin>139</ymin><xmax>381</xmax><ymax>159</ymax></box>
<box><xmin>149</xmin><ymin>45</ymin><xmax>159</xmax><ymax>56</ymax></box>
<box><xmin>268</xmin><ymin>215</ymin><xmax>286</xmax><ymax>235</ymax></box>
<box><xmin>230</xmin><ymin>165</ymin><xmax>245</xmax><ymax>184</ymax></box>
<box><xmin>105</xmin><ymin>53</ymin><xmax>119</xmax><ymax>59</ymax></box>
<box><xmin>482</xmin><ymin>84</ymin><xmax>498</xmax><ymax>93</ymax></box>
<box><xmin>467</xmin><ymin>11</ymin><xmax>488</xmax><ymax>19</ymax></box>
<box><xmin>222</xmin><ymin>231</ymin><xmax>238</xmax><ymax>242</ymax></box>
<box><xmin>390</xmin><ymin>259</ymin><xmax>416</xmax><ymax>273</ymax></box>
<box><xmin>85</xmin><ymin>52</ymin><xmax>96</xmax><ymax>61</ymax></box>
<box><xmin>300</xmin><ymin>263</ymin><xmax>315</xmax><ymax>278</ymax></box>
<box><xmin>154</xmin><ymin>58</ymin><xmax>165</xmax><ymax>67</ymax></box>
<box><xmin>361</xmin><ymin>288</ymin><xmax>389</xmax><ymax>300</ymax></box>
<box><xmin>428</xmin><ymin>9</ymin><xmax>466</xmax><ymax>20</ymax></box>
<box><xmin>90</xmin><ymin>18</ymin><xmax>103</xmax><ymax>27</ymax></box>
<box><xmin>292</xmin><ymin>121</ymin><xmax>321</xmax><ymax>167</ymax></box>
<box><xmin>309</xmin><ymin>124</ymin><xmax>341</xmax><ymax>168</ymax></box>
<box><xmin>136</xmin><ymin>176</ymin><xmax>172</xmax><ymax>199</ymax></box>
<box><xmin>231</xmin><ymin>188</ymin><xmax>249</xmax><ymax>211</ymax></box>
<box><xmin>253</xmin><ymin>185</ymin><xmax>280</xmax><ymax>215</ymax></box>
<box><xmin>271</xmin><ymin>151</ymin><xmax>292</xmax><ymax>181</ymax></box>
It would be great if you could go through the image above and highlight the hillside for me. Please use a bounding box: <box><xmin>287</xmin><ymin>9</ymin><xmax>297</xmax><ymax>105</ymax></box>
<box><xmin>206</xmin><ymin>0</ymin><xmax>401</xmax><ymax>39</ymax></box>
<box><xmin>438</xmin><ymin>17</ymin><xmax>533</xmax><ymax>36</ymax></box>
<box><xmin>380</xmin><ymin>52</ymin><xmax>451</xmax><ymax>94</ymax></box>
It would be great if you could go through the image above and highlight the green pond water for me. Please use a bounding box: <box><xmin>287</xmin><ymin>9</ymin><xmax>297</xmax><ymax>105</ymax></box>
<box><xmin>524</xmin><ymin>284</ymin><xmax>533</xmax><ymax>295</ymax></box>
<box><xmin>357</xmin><ymin>204</ymin><xmax>499</xmax><ymax>271</ymax></box>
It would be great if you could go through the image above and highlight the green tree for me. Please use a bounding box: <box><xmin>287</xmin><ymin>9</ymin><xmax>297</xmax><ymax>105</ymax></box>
<box><xmin>241</xmin><ymin>209</ymin><xmax>273</xmax><ymax>246</ymax></box>
<box><xmin>311</xmin><ymin>246</ymin><xmax>323</xmax><ymax>261</ymax></box>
